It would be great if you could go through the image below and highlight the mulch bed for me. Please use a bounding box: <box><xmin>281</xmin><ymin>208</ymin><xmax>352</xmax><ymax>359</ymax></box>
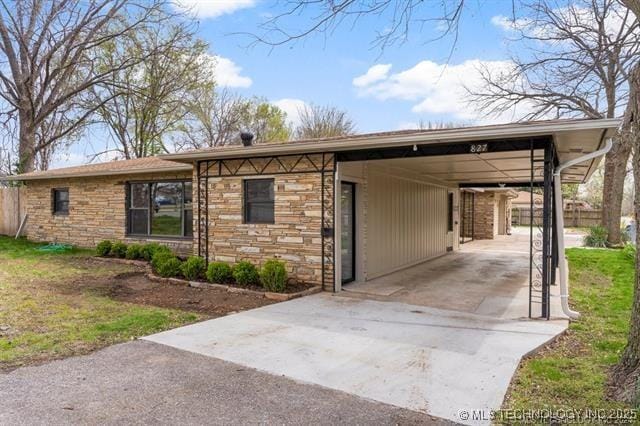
<box><xmin>64</xmin><ymin>262</ymin><xmax>276</xmax><ymax>317</ymax></box>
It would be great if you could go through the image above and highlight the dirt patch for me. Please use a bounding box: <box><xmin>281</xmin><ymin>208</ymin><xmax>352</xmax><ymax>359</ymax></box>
<box><xmin>63</xmin><ymin>270</ymin><xmax>276</xmax><ymax>317</ymax></box>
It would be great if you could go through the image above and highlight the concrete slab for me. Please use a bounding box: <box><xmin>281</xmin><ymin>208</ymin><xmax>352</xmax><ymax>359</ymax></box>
<box><xmin>145</xmin><ymin>294</ymin><xmax>567</xmax><ymax>425</ymax></box>
<box><xmin>343</xmin><ymin>230</ymin><xmax>575</xmax><ymax>320</ymax></box>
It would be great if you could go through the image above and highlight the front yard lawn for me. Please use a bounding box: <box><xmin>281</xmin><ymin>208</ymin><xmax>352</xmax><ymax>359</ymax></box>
<box><xmin>0</xmin><ymin>236</ymin><xmax>271</xmax><ymax>371</ymax></box>
<box><xmin>505</xmin><ymin>248</ymin><xmax>634</xmax><ymax>410</ymax></box>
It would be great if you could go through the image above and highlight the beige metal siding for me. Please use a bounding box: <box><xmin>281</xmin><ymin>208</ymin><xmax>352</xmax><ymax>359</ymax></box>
<box><xmin>366</xmin><ymin>169</ymin><xmax>448</xmax><ymax>279</ymax></box>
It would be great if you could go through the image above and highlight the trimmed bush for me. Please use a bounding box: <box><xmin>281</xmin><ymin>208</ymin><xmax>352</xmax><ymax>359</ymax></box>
<box><xmin>181</xmin><ymin>256</ymin><xmax>206</xmax><ymax>281</ymax></box>
<box><xmin>141</xmin><ymin>243</ymin><xmax>171</xmax><ymax>261</ymax></box>
<box><xmin>155</xmin><ymin>256</ymin><xmax>183</xmax><ymax>278</ymax></box>
<box><xmin>151</xmin><ymin>250</ymin><xmax>174</xmax><ymax>271</ymax></box>
<box><xmin>206</xmin><ymin>261</ymin><xmax>233</xmax><ymax>284</ymax></box>
<box><xmin>125</xmin><ymin>244</ymin><xmax>143</xmax><ymax>260</ymax></box>
<box><xmin>584</xmin><ymin>226</ymin><xmax>608</xmax><ymax>248</ymax></box>
<box><xmin>109</xmin><ymin>242</ymin><xmax>128</xmax><ymax>258</ymax></box>
<box><xmin>260</xmin><ymin>259</ymin><xmax>288</xmax><ymax>293</ymax></box>
<box><xmin>232</xmin><ymin>260</ymin><xmax>260</xmax><ymax>286</ymax></box>
<box><xmin>96</xmin><ymin>240</ymin><xmax>112</xmax><ymax>257</ymax></box>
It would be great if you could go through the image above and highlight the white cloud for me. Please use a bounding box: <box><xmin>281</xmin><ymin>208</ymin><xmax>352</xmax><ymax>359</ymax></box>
<box><xmin>273</xmin><ymin>98</ymin><xmax>308</xmax><ymax>127</ymax></box>
<box><xmin>172</xmin><ymin>0</ymin><xmax>256</xmax><ymax>19</ymax></box>
<box><xmin>352</xmin><ymin>64</ymin><xmax>392</xmax><ymax>87</ymax></box>
<box><xmin>199</xmin><ymin>54</ymin><xmax>252</xmax><ymax>88</ymax></box>
<box><xmin>490</xmin><ymin>15</ymin><xmax>530</xmax><ymax>32</ymax></box>
<box><xmin>353</xmin><ymin>59</ymin><xmax>537</xmax><ymax>124</ymax></box>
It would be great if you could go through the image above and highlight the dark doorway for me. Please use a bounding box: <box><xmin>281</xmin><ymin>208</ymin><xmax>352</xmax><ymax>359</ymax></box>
<box><xmin>341</xmin><ymin>182</ymin><xmax>356</xmax><ymax>284</ymax></box>
<box><xmin>460</xmin><ymin>190</ymin><xmax>475</xmax><ymax>244</ymax></box>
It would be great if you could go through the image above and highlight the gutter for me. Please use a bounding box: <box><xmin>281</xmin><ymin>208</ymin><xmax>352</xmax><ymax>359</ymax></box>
<box><xmin>553</xmin><ymin>135</ymin><xmax>613</xmax><ymax>319</ymax></box>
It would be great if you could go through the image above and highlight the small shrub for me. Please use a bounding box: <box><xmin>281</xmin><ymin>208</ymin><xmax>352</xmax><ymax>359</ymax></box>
<box><xmin>109</xmin><ymin>242</ymin><xmax>128</xmax><ymax>258</ymax></box>
<box><xmin>181</xmin><ymin>256</ymin><xmax>206</xmax><ymax>281</ymax></box>
<box><xmin>151</xmin><ymin>250</ymin><xmax>174</xmax><ymax>271</ymax></box>
<box><xmin>232</xmin><ymin>260</ymin><xmax>260</xmax><ymax>286</ymax></box>
<box><xmin>125</xmin><ymin>244</ymin><xmax>143</xmax><ymax>260</ymax></box>
<box><xmin>155</xmin><ymin>256</ymin><xmax>183</xmax><ymax>278</ymax></box>
<box><xmin>141</xmin><ymin>243</ymin><xmax>171</xmax><ymax>261</ymax></box>
<box><xmin>206</xmin><ymin>261</ymin><xmax>233</xmax><ymax>284</ymax></box>
<box><xmin>260</xmin><ymin>259</ymin><xmax>288</xmax><ymax>293</ymax></box>
<box><xmin>96</xmin><ymin>240</ymin><xmax>112</xmax><ymax>257</ymax></box>
<box><xmin>623</xmin><ymin>243</ymin><xmax>636</xmax><ymax>261</ymax></box>
<box><xmin>583</xmin><ymin>226</ymin><xmax>608</xmax><ymax>248</ymax></box>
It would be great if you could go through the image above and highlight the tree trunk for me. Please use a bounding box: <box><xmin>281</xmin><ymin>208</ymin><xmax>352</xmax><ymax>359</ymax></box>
<box><xmin>602</xmin><ymin>136</ymin><xmax>632</xmax><ymax>245</ymax></box>
<box><xmin>610</xmin><ymin>62</ymin><xmax>640</xmax><ymax>404</ymax></box>
<box><xmin>17</xmin><ymin>111</ymin><xmax>37</xmax><ymax>173</ymax></box>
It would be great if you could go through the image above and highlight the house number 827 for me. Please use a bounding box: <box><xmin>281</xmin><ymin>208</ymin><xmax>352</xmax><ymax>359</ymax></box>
<box><xmin>470</xmin><ymin>143</ymin><xmax>488</xmax><ymax>153</ymax></box>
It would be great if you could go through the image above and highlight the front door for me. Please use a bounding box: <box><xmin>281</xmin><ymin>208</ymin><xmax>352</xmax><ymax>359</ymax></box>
<box><xmin>341</xmin><ymin>182</ymin><xmax>356</xmax><ymax>284</ymax></box>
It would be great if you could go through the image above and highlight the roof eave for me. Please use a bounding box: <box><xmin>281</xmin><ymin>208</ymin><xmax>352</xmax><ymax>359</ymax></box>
<box><xmin>1</xmin><ymin>164</ymin><xmax>192</xmax><ymax>182</ymax></box>
<box><xmin>161</xmin><ymin>118</ymin><xmax>622</xmax><ymax>162</ymax></box>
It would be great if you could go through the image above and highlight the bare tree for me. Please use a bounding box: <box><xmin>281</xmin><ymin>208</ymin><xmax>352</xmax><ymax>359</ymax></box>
<box><xmin>0</xmin><ymin>0</ymin><xmax>172</xmax><ymax>173</ymax></box>
<box><xmin>246</xmin><ymin>0</ymin><xmax>465</xmax><ymax>51</ymax></box>
<box><xmin>610</xmin><ymin>61</ymin><xmax>640</xmax><ymax>404</ymax></box>
<box><xmin>469</xmin><ymin>0</ymin><xmax>638</xmax><ymax>245</ymax></box>
<box><xmin>87</xmin><ymin>18</ymin><xmax>210</xmax><ymax>159</ymax></box>
<box><xmin>295</xmin><ymin>104</ymin><xmax>355</xmax><ymax>139</ymax></box>
<box><xmin>179</xmin><ymin>88</ymin><xmax>291</xmax><ymax>149</ymax></box>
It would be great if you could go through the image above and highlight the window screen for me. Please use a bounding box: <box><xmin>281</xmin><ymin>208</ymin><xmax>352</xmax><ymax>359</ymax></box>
<box><xmin>244</xmin><ymin>179</ymin><xmax>274</xmax><ymax>224</ymax></box>
<box><xmin>52</xmin><ymin>188</ymin><xmax>69</xmax><ymax>215</ymax></box>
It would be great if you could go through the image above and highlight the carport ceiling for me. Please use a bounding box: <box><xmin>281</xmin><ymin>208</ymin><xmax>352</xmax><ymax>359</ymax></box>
<box><xmin>367</xmin><ymin>126</ymin><xmax>609</xmax><ymax>185</ymax></box>
<box><xmin>380</xmin><ymin>151</ymin><xmax>546</xmax><ymax>185</ymax></box>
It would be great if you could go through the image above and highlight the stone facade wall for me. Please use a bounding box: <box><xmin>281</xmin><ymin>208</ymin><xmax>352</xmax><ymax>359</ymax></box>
<box><xmin>23</xmin><ymin>171</ymin><xmax>193</xmax><ymax>255</ymax></box>
<box><xmin>204</xmin><ymin>173</ymin><xmax>325</xmax><ymax>287</ymax></box>
<box><xmin>473</xmin><ymin>192</ymin><xmax>496</xmax><ymax>240</ymax></box>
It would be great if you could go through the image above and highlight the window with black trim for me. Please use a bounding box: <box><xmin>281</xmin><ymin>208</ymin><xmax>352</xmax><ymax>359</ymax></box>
<box><xmin>52</xmin><ymin>188</ymin><xmax>69</xmax><ymax>215</ymax></box>
<box><xmin>127</xmin><ymin>181</ymin><xmax>192</xmax><ymax>238</ymax></box>
<box><xmin>244</xmin><ymin>179</ymin><xmax>274</xmax><ymax>224</ymax></box>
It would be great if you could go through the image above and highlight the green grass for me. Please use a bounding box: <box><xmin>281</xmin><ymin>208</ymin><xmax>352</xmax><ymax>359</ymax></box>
<box><xmin>505</xmin><ymin>248</ymin><xmax>634</xmax><ymax>410</ymax></box>
<box><xmin>0</xmin><ymin>236</ymin><xmax>199</xmax><ymax>370</ymax></box>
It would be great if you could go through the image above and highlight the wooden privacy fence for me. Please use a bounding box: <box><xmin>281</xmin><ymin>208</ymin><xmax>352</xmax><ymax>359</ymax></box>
<box><xmin>0</xmin><ymin>187</ymin><xmax>26</xmax><ymax>236</ymax></box>
<box><xmin>512</xmin><ymin>207</ymin><xmax>602</xmax><ymax>228</ymax></box>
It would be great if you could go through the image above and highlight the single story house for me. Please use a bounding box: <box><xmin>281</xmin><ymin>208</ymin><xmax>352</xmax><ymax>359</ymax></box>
<box><xmin>512</xmin><ymin>190</ymin><xmax>593</xmax><ymax>210</ymax></box>
<box><xmin>4</xmin><ymin>118</ymin><xmax>619</xmax><ymax>318</ymax></box>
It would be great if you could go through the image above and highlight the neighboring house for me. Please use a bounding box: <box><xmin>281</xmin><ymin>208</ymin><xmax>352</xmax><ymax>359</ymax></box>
<box><xmin>512</xmin><ymin>190</ymin><xmax>592</xmax><ymax>210</ymax></box>
<box><xmin>3</xmin><ymin>119</ymin><xmax>618</xmax><ymax>313</ymax></box>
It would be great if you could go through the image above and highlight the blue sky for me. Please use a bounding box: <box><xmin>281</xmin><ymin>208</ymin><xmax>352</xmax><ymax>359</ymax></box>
<box><xmin>56</xmin><ymin>0</ymin><xmax>525</xmax><ymax>168</ymax></box>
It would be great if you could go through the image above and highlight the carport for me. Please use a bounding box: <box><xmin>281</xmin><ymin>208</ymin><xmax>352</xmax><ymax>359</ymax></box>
<box><xmin>331</xmin><ymin>119</ymin><xmax>619</xmax><ymax>319</ymax></box>
<box><xmin>163</xmin><ymin>118</ymin><xmax>620</xmax><ymax>320</ymax></box>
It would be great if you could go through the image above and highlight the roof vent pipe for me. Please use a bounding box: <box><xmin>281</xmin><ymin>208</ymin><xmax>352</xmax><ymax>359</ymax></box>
<box><xmin>553</xmin><ymin>137</ymin><xmax>613</xmax><ymax>320</ymax></box>
<box><xmin>240</xmin><ymin>132</ymin><xmax>254</xmax><ymax>147</ymax></box>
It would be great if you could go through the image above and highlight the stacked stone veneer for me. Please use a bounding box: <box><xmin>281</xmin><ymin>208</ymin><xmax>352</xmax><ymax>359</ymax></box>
<box><xmin>473</xmin><ymin>191</ymin><xmax>496</xmax><ymax>240</ymax></box>
<box><xmin>203</xmin><ymin>173</ymin><xmax>326</xmax><ymax>286</ymax></box>
<box><xmin>23</xmin><ymin>171</ymin><xmax>193</xmax><ymax>255</ymax></box>
<box><xmin>193</xmin><ymin>153</ymin><xmax>335</xmax><ymax>290</ymax></box>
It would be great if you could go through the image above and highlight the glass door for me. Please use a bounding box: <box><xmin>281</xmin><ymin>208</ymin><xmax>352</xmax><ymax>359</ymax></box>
<box><xmin>341</xmin><ymin>182</ymin><xmax>356</xmax><ymax>284</ymax></box>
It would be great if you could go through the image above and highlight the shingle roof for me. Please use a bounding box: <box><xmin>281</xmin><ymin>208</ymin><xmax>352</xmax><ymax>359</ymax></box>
<box><xmin>2</xmin><ymin>156</ymin><xmax>191</xmax><ymax>181</ymax></box>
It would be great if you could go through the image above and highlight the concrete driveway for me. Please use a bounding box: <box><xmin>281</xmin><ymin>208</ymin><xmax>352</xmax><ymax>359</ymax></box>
<box><xmin>145</xmin><ymin>294</ymin><xmax>567</xmax><ymax>424</ymax></box>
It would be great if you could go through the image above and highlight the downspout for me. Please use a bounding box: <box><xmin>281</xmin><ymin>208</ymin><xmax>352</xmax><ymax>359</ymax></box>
<box><xmin>553</xmin><ymin>136</ymin><xmax>613</xmax><ymax>319</ymax></box>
